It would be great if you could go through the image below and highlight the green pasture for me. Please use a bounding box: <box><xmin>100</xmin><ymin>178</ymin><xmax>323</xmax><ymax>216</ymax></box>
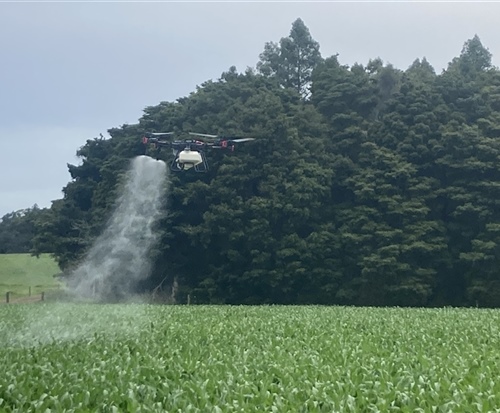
<box><xmin>1</xmin><ymin>304</ymin><xmax>499</xmax><ymax>412</ymax></box>
<box><xmin>0</xmin><ymin>253</ymin><xmax>61</xmax><ymax>298</ymax></box>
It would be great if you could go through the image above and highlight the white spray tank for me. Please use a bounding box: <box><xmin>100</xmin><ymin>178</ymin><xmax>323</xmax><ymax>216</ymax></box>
<box><xmin>177</xmin><ymin>149</ymin><xmax>203</xmax><ymax>170</ymax></box>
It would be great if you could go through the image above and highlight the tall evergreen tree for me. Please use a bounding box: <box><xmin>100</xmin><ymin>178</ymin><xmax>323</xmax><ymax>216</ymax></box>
<box><xmin>455</xmin><ymin>34</ymin><xmax>493</xmax><ymax>77</ymax></box>
<box><xmin>257</xmin><ymin>18</ymin><xmax>323</xmax><ymax>98</ymax></box>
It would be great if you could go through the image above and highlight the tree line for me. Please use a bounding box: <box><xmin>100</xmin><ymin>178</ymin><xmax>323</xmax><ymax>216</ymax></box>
<box><xmin>0</xmin><ymin>205</ymin><xmax>51</xmax><ymax>254</ymax></box>
<box><xmin>5</xmin><ymin>18</ymin><xmax>500</xmax><ymax>306</ymax></box>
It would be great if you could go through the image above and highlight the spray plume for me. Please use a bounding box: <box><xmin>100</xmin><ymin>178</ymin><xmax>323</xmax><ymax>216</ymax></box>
<box><xmin>67</xmin><ymin>155</ymin><xmax>168</xmax><ymax>302</ymax></box>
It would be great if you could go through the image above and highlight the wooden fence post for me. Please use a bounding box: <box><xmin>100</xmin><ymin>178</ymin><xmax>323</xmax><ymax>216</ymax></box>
<box><xmin>41</xmin><ymin>292</ymin><xmax>45</xmax><ymax>301</ymax></box>
<box><xmin>6</xmin><ymin>291</ymin><xmax>9</xmax><ymax>304</ymax></box>
<box><xmin>29</xmin><ymin>286</ymin><xmax>31</xmax><ymax>297</ymax></box>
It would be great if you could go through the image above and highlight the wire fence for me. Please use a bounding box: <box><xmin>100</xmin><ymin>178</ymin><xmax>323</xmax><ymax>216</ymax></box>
<box><xmin>3</xmin><ymin>287</ymin><xmax>63</xmax><ymax>304</ymax></box>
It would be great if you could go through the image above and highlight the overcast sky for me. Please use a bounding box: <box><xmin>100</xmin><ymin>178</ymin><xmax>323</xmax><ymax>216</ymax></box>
<box><xmin>1</xmin><ymin>1</ymin><xmax>499</xmax><ymax>217</ymax></box>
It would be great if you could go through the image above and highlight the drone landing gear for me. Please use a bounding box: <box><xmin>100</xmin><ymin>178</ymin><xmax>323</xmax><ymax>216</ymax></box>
<box><xmin>194</xmin><ymin>157</ymin><xmax>209</xmax><ymax>172</ymax></box>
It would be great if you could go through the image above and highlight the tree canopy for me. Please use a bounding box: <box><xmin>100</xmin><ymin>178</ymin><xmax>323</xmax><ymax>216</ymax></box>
<box><xmin>19</xmin><ymin>19</ymin><xmax>500</xmax><ymax>307</ymax></box>
<box><xmin>0</xmin><ymin>205</ymin><xmax>50</xmax><ymax>254</ymax></box>
<box><xmin>257</xmin><ymin>18</ymin><xmax>323</xmax><ymax>98</ymax></box>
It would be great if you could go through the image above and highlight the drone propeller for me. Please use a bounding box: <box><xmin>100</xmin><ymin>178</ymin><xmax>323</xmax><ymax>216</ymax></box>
<box><xmin>230</xmin><ymin>138</ymin><xmax>255</xmax><ymax>143</ymax></box>
<box><xmin>150</xmin><ymin>132</ymin><xmax>174</xmax><ymax>136</ymax></box>
<box><xmin>189</xmin><ymin>132</ymin><xmax>256</xmax><ymax>142</ymax></box>
<box><xmin>189</xmin><ymin>132</ymin><xmax>218</xmax><ymax>139</ymax></box>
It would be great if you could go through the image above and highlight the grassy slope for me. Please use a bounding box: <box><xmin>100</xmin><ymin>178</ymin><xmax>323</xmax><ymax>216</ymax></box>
<box><xmin>0</xmin><ymin>253</ymin><xmax>61</xmax><ymax>297</ymax></box>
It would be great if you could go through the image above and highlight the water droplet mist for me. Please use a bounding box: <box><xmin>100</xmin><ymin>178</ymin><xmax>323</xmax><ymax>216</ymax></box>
<box><xmin>68</xmin><ymin>155</ymin><xmax>168</xmax><ymax>302</ymax></box>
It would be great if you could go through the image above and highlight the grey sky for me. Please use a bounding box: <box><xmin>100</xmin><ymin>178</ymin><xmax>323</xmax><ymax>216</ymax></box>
<box><xmin>1</xmin><ymin>1</ymin><xmax>499</xmax><ymax>216</ymax></box>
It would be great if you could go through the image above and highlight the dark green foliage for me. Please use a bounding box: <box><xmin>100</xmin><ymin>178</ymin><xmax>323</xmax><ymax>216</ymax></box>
<box><xmin>30</xmin><ymin>27</ymin><xmax>500</xmax><ymax>307</ymax></box>
<box><xmin>449</xmin><ymin>34</ymin><xmax>493</xmax><ymax>78</ymax></box>
<box><xmin>257</xmin><ymin>18</ymin><xmax>323</xmax><ymax>98</ymax></box>
<box><xmin>0</xmin><ymin>205</ymin><xmax>50</xmax><ymax>254</ymax></box>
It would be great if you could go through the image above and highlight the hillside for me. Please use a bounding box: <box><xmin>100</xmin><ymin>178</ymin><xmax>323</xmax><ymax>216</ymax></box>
<box><xmin>28</xmin><ymin>20</ymin><xmax>500</xmax><ymax>307</ymax></box>
<box><xmin>0</xmin><ymin>253</ymin><xmax>61</xmax><ymax>298</ymax></box>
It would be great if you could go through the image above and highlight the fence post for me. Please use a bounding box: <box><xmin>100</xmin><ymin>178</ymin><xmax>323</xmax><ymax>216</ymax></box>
<box><xmin>29</xmin><ymin>286</ymin><xmax>31</xmax><ymax>297</ymax></box>
<box><xmin>41</xmin><ymin>292</ymin><xmax>45</xmax><ymax>301</ymax></box>
<box><xmin>6</xmin><ymin>291</ymin><xmax>9</xmax><ymax>304</ymax></box>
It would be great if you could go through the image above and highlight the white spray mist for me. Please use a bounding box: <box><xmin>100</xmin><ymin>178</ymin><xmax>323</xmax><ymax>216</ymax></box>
<box><xmin>68</xmin><ymin>155</ymin><xmax>168</xmax><ymax>302</ymax></box>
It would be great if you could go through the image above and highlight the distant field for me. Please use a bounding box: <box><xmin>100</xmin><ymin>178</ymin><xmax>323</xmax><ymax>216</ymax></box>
<box><xmin>0</xmin><ymin>253</ymin><xmax>61</xmax><ymax>298</ymax></box>
<box><xmin>1</xmin><ymin>305</ymin><xmax>500</xmax><ymax>411</ymax></box>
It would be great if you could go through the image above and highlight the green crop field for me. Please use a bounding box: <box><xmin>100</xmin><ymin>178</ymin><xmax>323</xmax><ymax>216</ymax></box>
<box><xmin>0</xmin><ymin>253</ymin><xmax>61</xmax><ymax>298</ymax></box>
<box><xmin>1</xmin><ymin>304</ymin><xmax>499</xmax><ymax>412</ymax></box>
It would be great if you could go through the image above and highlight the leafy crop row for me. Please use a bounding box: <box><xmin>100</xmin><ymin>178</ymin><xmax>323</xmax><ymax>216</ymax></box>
<box><xmin>1</xmin><ymin>304</ymin><xmax>500</xmax><ymax>412</ymax></box>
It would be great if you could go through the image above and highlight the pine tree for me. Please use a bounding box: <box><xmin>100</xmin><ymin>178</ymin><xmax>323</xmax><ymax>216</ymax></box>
<box><xmin>257</xmin><ymin>18</ymin><xmax>323</xmax><ymax>98</ymax></box>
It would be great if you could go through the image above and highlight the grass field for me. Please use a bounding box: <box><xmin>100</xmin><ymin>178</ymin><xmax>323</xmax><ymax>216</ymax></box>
<box><xmin>1</xmin><ymin>304</ymin><xmax>499</xmax><ymax>412</ymax></box>
<box><xmin>0</xmin><ymin>253</ymin><xmax>61</xmax><ymax>298</ymax></box>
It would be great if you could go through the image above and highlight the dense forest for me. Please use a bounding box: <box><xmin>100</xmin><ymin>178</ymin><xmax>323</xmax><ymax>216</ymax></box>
<box><xmin>4</xmin><ymin>18</ymin><xmax>500</xmax><ymax>307</ymax></box>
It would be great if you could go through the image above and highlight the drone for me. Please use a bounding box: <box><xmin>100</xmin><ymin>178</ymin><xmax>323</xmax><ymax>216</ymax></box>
<box><xmin>141</xmin><ymin>132</ymin><xmax>255</xmax><ymax>172</ymax></box>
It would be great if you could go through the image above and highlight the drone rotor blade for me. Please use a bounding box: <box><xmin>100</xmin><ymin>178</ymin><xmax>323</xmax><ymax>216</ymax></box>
<box><xmin>231</xmin><ymin>138</ymin><xmax>256</xmax><ymax>143</ymax></box>
<box><xmin>189</xmin><ymin>132</ymin><xmax>219</xmax><ymax>138</ymax></box>
<box><xmin>150</xmin><ymin>132</ymin><xmax>174</xmax><ymax>136</ymax></box>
